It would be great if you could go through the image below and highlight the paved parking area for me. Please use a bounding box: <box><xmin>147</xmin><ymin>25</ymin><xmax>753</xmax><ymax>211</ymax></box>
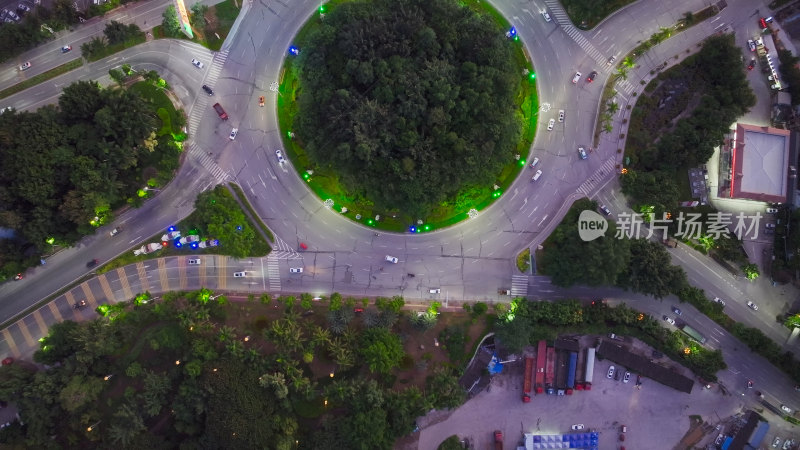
<box><xmin>417</xmin><ymin>356</ymin><xmax>745</xmax><ymax>449</ymax></box>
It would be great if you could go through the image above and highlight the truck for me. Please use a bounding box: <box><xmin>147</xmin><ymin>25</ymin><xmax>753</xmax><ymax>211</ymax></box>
<box><xmin>678</xmin><ymin>323</ymin><xmax>707</xmax><ymax>344</ymax></box>
<box><xmin>555</xmin><ymin>350</ymin><xmax>568</xmax><ymax>395</ymax></box>
<box><xmin>535</xmin><ymin>340</ymin><xmax>546</xmax><ymax>394</ymax></box>
<box><xmin>133</xmin><ymin>242</ymin><xmax>163</xmax><ymax>256</ymax></box>
<box><xmin>545</xmin><ymin>346</ymin><xmax>555</xmax><ymax>394</ymax></box>
<box><xmin>494</xmin><ymin>430</ymin><xmax>503</xmax><ymax>450</ymax></box>
<box><xmin>566</xmin><ymin>351</ymin><xmax>578</xmax><ymax>393</ymax></box>
<box><xmin>584</xmin><ymin>348</ymin><xmax>595</xmax><ymax>390</ymax></box>
<box><xmin>575</xmin><ymin>347</ymin><xmax>585</xmax><ymax>390</ymax></box>
<box><xmin>212</xmin><ymin>103</ymin><xmax>229</xmax><ymax>120</ymax></box>
<box><xmin>522</xmin><ymin>357</ymin><xmax>533</xmax><ymax>402</ymax></box>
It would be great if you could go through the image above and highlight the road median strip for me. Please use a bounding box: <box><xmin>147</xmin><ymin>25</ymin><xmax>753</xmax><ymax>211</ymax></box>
<box><xmin>0</xmin><ymin>59</ymin><xmax>84</xmax><ymax>101</ymax></box>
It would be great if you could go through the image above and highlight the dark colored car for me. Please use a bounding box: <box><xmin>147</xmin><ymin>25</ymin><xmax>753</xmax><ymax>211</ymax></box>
<box><xmin>586</xmin><ymin>71</ymin><xmax>598</xmax><ymax>82</ymax></box>
<box><xmin>202</xmin><ymin>85</ymin><xmax>213</xmax><ymax>96</ymax></box>
<box><xmin>86</xmin><ymin>258</ymin><xmax>99</xmax><ymax>268</ymax></box>
<box><xmin>748</xmin><ymin>59</ymin><xmax>756</xmax><ymax>71</ymax></box>
<box><xmin>213</xmin><ymin>103</ymin><xmax>228</xmax><ymax>120</ymax></box>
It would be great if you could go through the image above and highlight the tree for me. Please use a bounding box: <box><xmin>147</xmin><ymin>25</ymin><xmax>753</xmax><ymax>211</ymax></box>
<box><xmin>743</xmin><ymin>263</ymin><xmax>760</xmax><ymax>280</ymax></box>
<box><xmin>619</xmin><ymin>239</ymin><xmax>687</xmax><ymax>298</ymax></box>
<box><xmin>425</xmin><ymin>368</ymin><xmax>465</xmax><ymax>409</ymax></box>
<box><xmin>359</xmin><ymin>328</ymin><xmax>404</xmax><ymax>374</ymax></box>
<box><xmin>162</xmin><ymin>5</ymin><xmax>182</xmax><ymax>37</ymax></box>
<box><xmin>108</xmin><ymin>402</ymin><xmax>146</xmax><ymax>446</ymax></box>
<box><xmin>295</xmin><ymin>0</ymin><xmax>522</xmax><ymax>215</ymax></box>
<box><xmin>190</xmin><ymin>2</ymin><xmax>209</xmax><ymax>32</ymax></box>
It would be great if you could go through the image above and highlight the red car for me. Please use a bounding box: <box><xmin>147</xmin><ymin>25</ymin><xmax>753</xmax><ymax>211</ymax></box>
<box><xmin>760</xmin><ymin>17</ymin><xmax>767</xmax><ymax>29</ymax></box>
<box><xmin>2</xmin><ymin>357</ymin><xmax>13</xmax><ymax>366</ymax></box>
<box><xmin>13</xmin><ymin>273</ymin><xmax>23</xmax><ymax>280</ymax></box>
<box><xmin>747</xmin><ymin>59</ymin><xmax>756</xmax><ymax>71</ymax></box>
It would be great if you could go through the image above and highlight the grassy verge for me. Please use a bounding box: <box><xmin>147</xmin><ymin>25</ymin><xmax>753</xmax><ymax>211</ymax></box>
<box><xmin>229</xmin><ymin>182</ymin><xmax>275</xmax><ymax>242</ymax></box>
<box><xmin>0</xmin><ymin>59</ymin><xmax>84</xmax><ymax>100</ymax></box>
<box><xmin>276</xmin><ymin>0</ymin><xmax>537</xmax><ymax>233</ymax></box>
<box><xmin>152</xmin><ymin>0</ymin><xmax>241</xmax><ymax>51</ymax></box>
<box><xmin>86</xmin><ymin>35</ymin><xmax>146</xmax><ymax>62</ymax></box>
<box><xmin>516</xmin><ymin>248</ymin><xmax>530</xmax><ymax>273</ymax></box>
<box><xmin>560</xmin><ymin>0</ymin><xmax>637</xmax><ymax>29</ymax></box>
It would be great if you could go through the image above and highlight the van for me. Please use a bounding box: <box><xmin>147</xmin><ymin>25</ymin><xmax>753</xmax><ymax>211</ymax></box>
<box><xmin>531</xmin><ymin>170</ymin><xmax>543</xmax><ymax>181</ymax></box>
<box><xmin>213</xmin><ymin>103</ymin><xmax>228</xmax><ymax>120</ymax></box>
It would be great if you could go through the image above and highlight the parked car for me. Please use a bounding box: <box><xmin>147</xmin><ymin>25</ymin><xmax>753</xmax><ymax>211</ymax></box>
<box><xmin>385</xmin><ymin>255</ymin><xmax>399</xmax><ymax>264</ymax></box>
<box><xmin>672</xmin><ymin>306</ymin><xmax>682</xmax><ymax>315</ymax></box>
<box><xmin>607</xmin><ymin>365</ymin><xmax>615</xmax><ymax>379</ymax></box>
<box><xmin>571</xmin><ymin>424</ymin><xmax>584</xmax><ymax>430</ymax></box>
<box><xmin>541</xmin><ymin>10</ymin><xmax>551</xmax><ymax>22</ymax></box>
<box><xmin>529</xmin><ymin>157</ymin><xmax>540</xmax><ymax>169</ymax></box>
<box><xmin>577</xmin><ymin>146</ymin><xmax>588</xmax><ymax>160</ymax></box>
<box><xmin>429</xmin><ymin>288</ymin><xmax>441</xmax><ymax>294</ymax></box>
<box><xmin>748</xmin><ymin>59</ymin><xmax>756</xmax><ymax>71</ymax></box>
<box><xmin>571</xmin><ymin>72</ymin><xmax>582</xmax><ymax>83</ymax></box>
<box><xmin>289</xmin><ymin>267</ymin><xmax>303</xmax><ymax>273</ymax></box>
<box><xmin>766</xmin><ymin>207</ymin><xmax>779</xmax><ymax>214</ymax></box>
<box><xmin>623</xmin><ymin>371</ymin><xmax>631</xmax><ymax>383</ymax></box>
<box><xmin>229</xmin><ymin>128</ymin><xmax>238</xmax><ymax>140</ymax></box>
<box><xmin>191</xmin><ymin>58</ymin><xmax>204</xmax><ymax>69</ymax></box>
<box><xmin>558</xmin><ymin>110</ymin><xmax>565</xmax><ymax>122</ymax></box>
<box><xmin>773</xmin><ymin>437</ymin><xmax>782</xmax><ymax>448</ymax></box>
<box><xmin>663</xmin><ymin>316</ymin><xmax>675</xmax><ymax>325</ymax></box>
<box><xmin>747</xmin><ymin>301</ymin><xmax>759</xmax><ymax>310</ymax></box>
<box><xmin>233</xmin><ymin>271</ymin><xmax>246</xmax><ymax>277</ymax></box>
<box><xmin>213</xmin><ymin>103</ymin><xmax>228</xmax><ymax>120</ymax></box>
<box><xmin>713</xmin><ymin>297</ymin><xmax>726</xmax><ymax>306</ymax></box>
<box><xmin>199</xmin><ymin>239</ymin><xmax>219</xmax><ymax>248</ymax></box>
<box><xmin>620</xmin><ymin>425</ymin><xmax>627</xmax><ymax>433</ymax></box>
<box><xmin>188</xmin><ymin>258</ymin><xmax>201</xmax><ymax>265</ymax></box>
<box><xmin>781</xmin><ymin>404</ymin><xmax>792</xmax><ymax>414</ymax></box>
<box><xmin>766</xmin><ymin>223</ymin><xmax>776</xmax><ymax>229</ymax></box>
<box><xmin>748</xmin><ymin>39</ymin><xmax>756</xmax><ymax>51</ymax></box>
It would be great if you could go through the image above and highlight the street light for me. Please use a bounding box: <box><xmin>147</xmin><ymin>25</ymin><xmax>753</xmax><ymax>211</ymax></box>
<box><xmin>87</xmin><ymin>421</ymin><xmax>101</xmax><ymax>432</ymax></box>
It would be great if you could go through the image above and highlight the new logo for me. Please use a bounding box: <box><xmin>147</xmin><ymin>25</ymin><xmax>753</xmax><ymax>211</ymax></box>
<box><xmin>578</xmin><ymin>210</ymin><xmax>608</xmax><ymax>241</ymax></box>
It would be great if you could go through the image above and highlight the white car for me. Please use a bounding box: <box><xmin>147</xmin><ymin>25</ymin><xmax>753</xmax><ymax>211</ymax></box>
<box><xmin>191</xmin><ymin>58</ymin><xmax>204</xmax><ymax>69</ymax></box>
<box><xmin>542</xmin><ymin>11</ymin><xmax>552</xmax><ymax>22</ymax></box>
<box><xmin>781</xmin><ymin>404</ymin><xmax>792</xmax><ymax>414</ymax></box>
<box><xmin>61</xmin><ymin>45</ymin><xmax>72</xmax><ymax>53</ymax></box>
<box><xmin>572</xmin><ymin>72</ymin><xmax>582</xmax><ymax>83</ymax></box>
<box><xmin>429</xmin><ymin>288</ymin><xmax>441</xmax><ymax>294</ymax></box>
<box><xmin>531</xmin><ymin>169</ymin><xmax>542</xmax><ymax>182</ymax></box>
<box><xmin>18</xmin><ymin>61</ymin><xmax>31</xmax><ymax>71</ymax></box>
<box><xmin>773</xmin><ymin>437</ymin><xmax>782</xmax><ymax>448</ymax></box>
<box><xmin>623</xmin><ymin>371</ymin><xmax>631</xmax><ymax>383</ymax></box>
<box><xmin>199</xmin><ymin>239</ymin><xmax>219</xmax><ymax>248</ymax></box>
<box><xmin>289</xmin><ymin>267</ymin><xmax>303</xmax><ymax>273</ymax></box>
<box><xmin>607</xmin><ymin>55</ymin><xmax>617</xmax><ymax>66</ymax></box>
<box><xmin>747</xmin><ymin>301</ymin><xmax>758</xmax><ymax>311</ymax></box>
<box><xmin>529</xmin><ymin>157</ymin><xmax>540</xmax><ymax>168</ymax></box>
<box><xmin>748</xmin><ymin>39</ymin><xmax>756</xmax><ymax>52</ymax></box>
<box><xmin>607</xmin><ymin>365</ymin><xmax>615</xmax><ymax>379</ymax></box>
<box><xmin>571</xmin><ymin>424</ymin><xmax>584</xmax><ymax>430</ymax></box>
<box><xmin>229</xmin><ymin>128</ymin><xmax>238</xmax><ymax>140</ymax></box>
<box><xmin>188</xmin><ymin>258</ymin><xmax>201</xmax><ymax>265</ymax></box>
<box><xmin>275</xmin><ymin>149</ymin><xmax>286</xmax><ymax>164</ymax></box>
<box><xmin>109</xmin><ymin>227</ymin><xmax>122</xmax><ymax>236</ymax></box>
<box><xmin>558</xmin><ymin>110</ymin><xmax>565</xmax><ymax>122</ymax></box>
<box><xmin>179</xmin><ymin>235</ymin><xmax>200</xmax><ymax>245</ymax></box>
<box><xmin>577</xmin><ymin>146</ymin><xmax>588</xmax><ymax>160</ymax></box>
<box><xmin>385</xmin><ymin>255</ymin><xmax>399</xmax><ymax>264</ymax></box>
<box><xmin>161</xmin><ymin>230</ymin><xmax>181</xmax><ymax>241</ymax></box>
<box><xmin>547</xmin><ymin>118</ymin><xmax>555</xmax><ymax>131</ymax></box>
<box><xmin>766</xmin><ymin>207</ymin><xmax>779</xmax><ymax>214</ymax></box>
<box><xmin>233</xmin><ymin>271</ymin><xmax>246</xmax><ymax>278</ymax></box>
<box><xmin>663</xmin><ymin>315</ymin><xmax>675</xmax><ymax>325</ymax></box>
<box><xmin>713</xmin><ymin>297</ymin><xmax>726</xmax><ymax>306</ymax></box>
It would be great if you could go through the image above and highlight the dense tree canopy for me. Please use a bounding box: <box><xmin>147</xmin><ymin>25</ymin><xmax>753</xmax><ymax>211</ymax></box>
<box><xmin>0</xmin><ymin>80</ymin><xmax>179</xmax><ymax>279</ymax></box>
<box><xmin>295</xmin><ymin>0</ymin><xmax>522</xmax><ymax>214</ymax></box>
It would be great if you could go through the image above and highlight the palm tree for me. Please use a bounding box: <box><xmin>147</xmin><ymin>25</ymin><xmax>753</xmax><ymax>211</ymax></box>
<box><xmin>603</xmin><ymin>122</ymin><xmax>614</xmax><ymax>134</ymax></box>
<box><xmin>607</xmin><ymin>102</ymin><xmax>620</xmax><ymax>114</ymax></box>
<box><xmin>622</xmin><ymin>56</ymin><xmax>635</xmax><ymax>69</ymax></box>
<box><xmin>218</xmin><ymin>325</ymin><xmax>236</xmax><ymax>343</ymax></box>
<box><xmin>682</xmin><ymin>11</ymin><xmax>694</xmax><ymax>26</ymax></box>
<box><xmin>616</xmin><ymin>66</ymin><xmax>629</xmax><ymax>80</ymax></box>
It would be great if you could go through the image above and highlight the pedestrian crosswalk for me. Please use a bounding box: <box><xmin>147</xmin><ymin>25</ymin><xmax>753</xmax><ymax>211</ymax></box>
<box><xmin>544</xmin><ymin>1</ymin><xmax>611</xmax><ymax>70</ymax></box>
<box><xmin>577</xmin><ymin>158</ymin><xmax>617</xmax><ymax>196</ymax></box>
<box><xmin>266</xmin><ymin>256</ymin><xmax>281</xmax><ymax>292</ymax></box>
<box><xmin>616</xmin><ymin>78</ymin><xmax>636</xmax><ymax>95</ymax></box>
<box><xmin>511</xmin><ymin>275</ymin><xmax>529</xmax><ymax>298</ymax></box>
<box><xmin>187</xmin><ymin>142</ymin><xmax>232</xmax><ymax>184</ymax></box>
<box><xmin>187</xmin><ymin>50</ymin><xmax>229</xmax><ymax>136</ymax></box>
<box><xmin>269</xmin><ymin>236</ymin><xmax>299</xmax><ymax>259</ymax></box>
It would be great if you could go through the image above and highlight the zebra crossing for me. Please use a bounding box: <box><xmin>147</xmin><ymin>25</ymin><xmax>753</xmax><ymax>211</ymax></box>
<box><xmin>187</xmin><ymin>142</ymin><xmax>232</xmax><ymax>184</ymax></box>
<box><xmin>269</xmin><ymin>236</ymin><xmax>299</xmax><ymax>260</ymax></box>
<box><xmin>615</xmin><ymin>78</ymin><xmax>636</xmax><ymax>95</ymax></box>
<box><xmin>577</xmin><ymin>158</ymin><xmax>617</xmax><ymax>196</ymax></box>
<box><xmin>266</xmin><ymin>256</ymin><xmax>281</xmax><ymax>292</ymax></box>
<box><xmin>544</xmin><ymin>1</ymin><xmax>610</xmax><ymax>70</ymax></box>
<box><xmin>510</xmin><ymin>275</ymin><xmax>529</xmax><ymax>298</ymax></box>
<box><xmin>187</xmin><ymin>50</ymin><xmax>229</xmax><ymax>135</ymax></box>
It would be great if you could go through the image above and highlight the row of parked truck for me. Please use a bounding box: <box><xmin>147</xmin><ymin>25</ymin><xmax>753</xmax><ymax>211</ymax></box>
<box><xmin>522</xmin><ymin>340</ymin><xmax>595</xmax><ymax>401</ymax></box>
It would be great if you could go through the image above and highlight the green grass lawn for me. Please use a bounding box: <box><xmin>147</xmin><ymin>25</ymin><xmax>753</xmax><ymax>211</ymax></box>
<box><xmin>561</xmin><ymin>0</ymin><xmax>637</xmax><ymax>29</ymax></box>
<box><xmin>128</xmin><ymin>81</ymin><xmax>181</xmax><ymax>135</ymax></box>
<box><xmin>276</xmin><ymin>0</ymin><xmax>538</xmax><ymax>233</ymax></box>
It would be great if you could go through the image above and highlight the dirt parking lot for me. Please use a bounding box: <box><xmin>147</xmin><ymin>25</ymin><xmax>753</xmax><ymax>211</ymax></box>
<box><xmin>416</xmin><ymin>356</ymin><xmax>746</xmax><ymax>449</ymax></box>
